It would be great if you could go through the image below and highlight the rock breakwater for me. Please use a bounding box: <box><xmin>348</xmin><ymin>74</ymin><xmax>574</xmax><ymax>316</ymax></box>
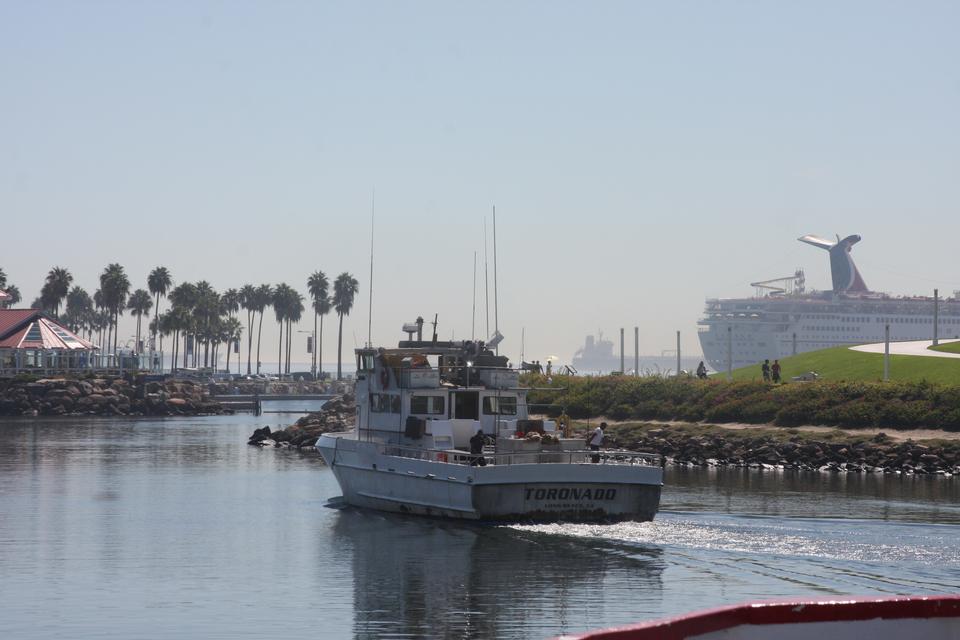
<box><xmin>0</xmin><ymin>376</ymin><xmax>223</xmax><ymax>417</ymax></box>
<box><xmin>609</xmin><ymin>424</ymin><xmax>960</xmax><ymax>475</ymax></box>
<box><xmin>248</xmin><ymin>394</ymin><xmax>354</xmax><ymax>449</ymax></box>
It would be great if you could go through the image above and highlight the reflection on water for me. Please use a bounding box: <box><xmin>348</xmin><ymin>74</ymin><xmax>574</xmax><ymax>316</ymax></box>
<box><xmin>0</xmin><ymin>412</ymin><xmax>958</xmax><ymax>639</ymax></box>
<box><xmin>333</xmin><ymin>510</ymin><xmax>664</xmax><ymax>639</ymax></box>
<box><xmin>664</xmin><ymin>464</ymin><xmax>960</xmax><ymax>524</ymax></box>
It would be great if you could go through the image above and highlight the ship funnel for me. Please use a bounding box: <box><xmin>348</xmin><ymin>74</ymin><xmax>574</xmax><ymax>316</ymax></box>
<box><xmin>798</xmin><ymin>234</ymin><xmax>869</xmax><ymax>294</ymax></box>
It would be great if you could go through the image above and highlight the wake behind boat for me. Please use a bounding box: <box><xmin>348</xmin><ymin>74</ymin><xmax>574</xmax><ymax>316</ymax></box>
<box><xmin>316</xmin><ymin>320</ymin><xmax>663</xmax><ymax>522</ymax></box>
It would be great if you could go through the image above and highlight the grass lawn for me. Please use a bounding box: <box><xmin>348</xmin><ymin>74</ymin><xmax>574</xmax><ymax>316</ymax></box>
<box><xmin>929</xmin><ymin>341</ymin><xmax>960</xmax><ymax>354</ymax></box>
<box><xmin>719</xmin><ymin>345</ymin><xmax>960</xmax><ymax>385</ymax></box>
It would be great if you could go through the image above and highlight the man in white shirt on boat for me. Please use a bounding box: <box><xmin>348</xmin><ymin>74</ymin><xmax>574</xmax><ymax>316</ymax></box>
<box><xmin>588</xmin><ymin>422</ymin><xmax>606</xmax><ymax>463</ymax></box>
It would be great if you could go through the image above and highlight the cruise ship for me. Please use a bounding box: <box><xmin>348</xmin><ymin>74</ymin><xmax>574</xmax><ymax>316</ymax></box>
<box><xmin>697</xmin><ymin>234</ymin><xmax>960</xmax><ymax>371</ymax></box>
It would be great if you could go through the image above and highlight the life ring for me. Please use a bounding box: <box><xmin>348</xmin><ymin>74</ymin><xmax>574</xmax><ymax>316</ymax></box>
<box><xmin>380</xmin><ymin>368</ymin><xmax>390</xmax><ymax>388</ymax></box>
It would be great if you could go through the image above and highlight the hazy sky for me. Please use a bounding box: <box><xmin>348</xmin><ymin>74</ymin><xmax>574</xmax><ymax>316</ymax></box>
<box><xmin>2</xmin><ymin>1</ymin><xmax>958</xmax><ymax>368</ymax></box>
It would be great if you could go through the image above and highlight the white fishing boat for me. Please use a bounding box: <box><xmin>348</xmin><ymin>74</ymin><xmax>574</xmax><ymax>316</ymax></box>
<box><xmin>316</xmin><ymin>321</ymin><xmax>662</xmax><ymax>522</ymax></box>
<box><xmin>561</xmin><ymin>595</ymin><xmax>960</xmax><ymax>639</ymax></box>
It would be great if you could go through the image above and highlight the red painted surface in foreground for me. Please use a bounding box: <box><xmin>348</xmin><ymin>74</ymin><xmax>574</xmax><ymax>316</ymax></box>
<box><xmin>561</xmin><ymin>595</ymin><xmax>960</xmax><ymax>640</ymax></box>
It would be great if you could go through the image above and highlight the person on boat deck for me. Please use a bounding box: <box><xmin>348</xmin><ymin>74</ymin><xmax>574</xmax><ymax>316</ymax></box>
<box><xmin>588</xmin><ymin>422</ymin><xmax>606</xmax><ymax>463</ymax></box>
<box><xmin>469</xmin><ymin>429</ymin><xmax>487</xmax><ymax>467</ymax></box>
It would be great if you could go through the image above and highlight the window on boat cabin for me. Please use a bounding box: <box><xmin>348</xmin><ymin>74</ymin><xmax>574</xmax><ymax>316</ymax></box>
<box><xmin>483</xmin><ymin>395</ymin><xmax>517</xmax><ymax>416</ymax></box>
<box><xmin>370</xmin><ymin>393</ymin><xmax>401</xmax><ymax>413</ymax></box>
<box><xmin>356</xmin><ymin>353</ymin><xmax>376</xmax><ymax>373</ymax></box>
<box><xmin>410</xmin><ymin>395</ymin><xmax>445</xmax><ymax>415</ymax></box>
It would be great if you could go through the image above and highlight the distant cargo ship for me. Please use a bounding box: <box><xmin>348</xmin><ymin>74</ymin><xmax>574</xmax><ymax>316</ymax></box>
<box><xmin>697</xmin><ymin>234</ymin><xmax>960</xmax><ymax>371</ymax></box>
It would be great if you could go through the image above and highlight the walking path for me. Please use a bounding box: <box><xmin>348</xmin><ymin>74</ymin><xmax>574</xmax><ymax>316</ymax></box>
<box><xmin>850</xmin><ymin>338</ymin><xmax>960</xmax><ymax>359</ymax></box>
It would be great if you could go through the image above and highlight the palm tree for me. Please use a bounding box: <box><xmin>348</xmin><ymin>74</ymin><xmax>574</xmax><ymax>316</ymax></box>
<box><xmin>0</xmin><ymin>269</ymin><xmax>16</xmax><ymax>309</ymax></box>
<box><xmin>148</xmin><ymin>267</ymin><xmax>172</xmax><ymax>355</ymax></box>
<box><xmin>127</xmin><ymin>289</ymin><xmax>153</xmax><ymax>357</ymax></box>
<box><xmin>2</xmin><ymin>284</ymin><xmax>21</xmax><ymax>309</ymax></box>
<box><xmin>254</xmin><ymin>284</ymin><xmax>272</xmax><ymax>374</ymax></box>
<box><xmin>272</xmin><ymin>284</ymin><xmax>294</xmax><ymax>377</ymax></box>
<box><xmin>193</xmin><ymin>281</ymin><xmax>220</xmax><ymax>368</ymax></box>
<box><xmin>222</xmin><ymin>317</ymin><xmax>242</xmax><ymax>374</ymax></box>
<box><xmin>286</xmin><ymin>289</ymin><xmax>304</xmax><ymax>375</ymax></box>
<box><xmin>307</xmin><ymin>271</ymin><xmax>328</xmax><ymax>379</ymax></box>
<box><xmin>239</xmin><ymin>284</ymin><xmax>256</xmax><ymax>375</ymax></box>
<box><xmin>99</xmin><ymin>263</ymin><xmax>131</xmax><ymax>363</ymax></box>
<box><xmin>64</xmin><ymin>287</ymin><xmax>93</xmax><ymax>335</ymax></box>
<box><xmin>44</xmin><ymin>267</ymin><xmax>73</xmax><ymax>316</ymax></box>
<box><xmin>168</xmin><ymin>282</ymin><xmax>198</xmax><ymax>369</ymax></box>
<box><xmin>333</xmin><ymin>272</ymin><xmax>359</xmax><ymax>380</ymax></box>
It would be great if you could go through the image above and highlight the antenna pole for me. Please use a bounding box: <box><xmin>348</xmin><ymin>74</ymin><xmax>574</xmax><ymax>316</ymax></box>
<box><xmin>367</xmin><ymin>189</ymin><xmax>375</xmax><ymax>347</ymax></box>
<box><xmin>493</xmin><ymin>205</ymin><xmax>499</xmax><ymax>354</ymax></box>
<box><xmin>471</xmin><ymin>251</ymin><xmax>477</xmax><ymax>341</ymax></box>
<box><xmin>484</xmin><ymin>218</ymin><xmax>490</xmax><ymax>341</ymax></box>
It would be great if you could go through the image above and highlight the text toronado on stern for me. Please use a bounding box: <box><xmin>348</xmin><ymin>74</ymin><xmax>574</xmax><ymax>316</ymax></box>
<box><xmin>316</xmin><ymin>320</ymin><xmax>662</xmax><ymax>522</ymax></box>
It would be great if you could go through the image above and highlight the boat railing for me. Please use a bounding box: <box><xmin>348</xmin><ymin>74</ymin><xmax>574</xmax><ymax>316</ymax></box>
<box><xmin>377</xmin><ymin>442</ymin><xmax>662</xmax><ymax>468</ymax></box>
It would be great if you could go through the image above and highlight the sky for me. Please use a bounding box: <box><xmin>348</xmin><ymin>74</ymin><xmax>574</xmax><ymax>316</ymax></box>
<box><xmin>2</xmin><ymin>1</ymin><xmax>958</xmax><ymax>369</ymax></box>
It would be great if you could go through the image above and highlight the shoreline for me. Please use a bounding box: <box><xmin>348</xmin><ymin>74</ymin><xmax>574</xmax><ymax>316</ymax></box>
<box><xmin>602</xmin><ymin>421</ymin><xmax>959</xmax><ymax>476</ymax></box>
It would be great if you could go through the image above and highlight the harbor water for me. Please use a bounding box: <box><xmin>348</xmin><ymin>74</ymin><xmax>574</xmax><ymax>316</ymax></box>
<box><xmin>1</xmin><ymin>406</ymin><xmax>958</xmax><ymax>639</ymax></box>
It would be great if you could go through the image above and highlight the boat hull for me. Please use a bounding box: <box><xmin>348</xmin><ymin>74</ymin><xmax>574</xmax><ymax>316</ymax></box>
<box><xmin>561</xmin><ymin>595</ymin><xmax>960</xmax><ymax>639</ymax></box>
<box><xmin>318</xmin><ymin>434</ymin><xmax>662</xmax><ymax>523</ymax></box>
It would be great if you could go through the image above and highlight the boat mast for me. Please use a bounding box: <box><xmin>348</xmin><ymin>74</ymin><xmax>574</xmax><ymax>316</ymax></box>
<box><xmin>367</xmin><ymin>188</ymin><xmax>375</xmax><ymax>347</ymax></box>
<box><xmin>484</xmin><ymin>218</ymin><xmax>490</xmax><ymax>341</ymax></box>
<box><xmin>471</xmin><ymin>251</ymin><xmax>477</xmax><ymax>341</ymax></box>
<box><xmin>493</xmin><ymin>205</ymin><xmax>499</xmax><ymax>355</ymax></box>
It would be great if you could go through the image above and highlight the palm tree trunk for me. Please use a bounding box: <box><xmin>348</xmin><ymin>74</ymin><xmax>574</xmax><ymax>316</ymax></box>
<box><xmin>113</xmin><ymin>310</ymin><xmax>119</xmax><ymax>364</ymax></box>
<box><xmin>286</xmin><ymin>319</ymin><xmax>292</xmax><ymax>374</ymax></box>
<box><xmin>318</xmin><ymin>314</ymin><xmax>324</xmax><ymax>380</ymax></box>
<box><xmin>277</xmin><ymin>318</ymin><xmax>283</xmax><ymax>378</ymax></box>
<box><xmin>312</xmin><ymin>311</ymin><xmax>318</xmax><ymax>377</ymax></box>
<box><xmin>256</xmin><ymin>311</ymin><xmax>265</xmax><ymax>374</ymax></box>
<box><xmin>337</xmin><ymin>313</ymin><xmax>344</xmax><ymax>380</ymax></box>
<box><xmin>246</xmin><ymin>309</ymin><xmax>253</xmax><ymax>375</ymax></box>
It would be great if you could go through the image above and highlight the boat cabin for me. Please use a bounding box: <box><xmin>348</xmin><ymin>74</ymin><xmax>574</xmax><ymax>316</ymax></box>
<box><xmin>354</xmin><ymin>338</ymin><xmax>557</xmax><ymax>453</ymax></box>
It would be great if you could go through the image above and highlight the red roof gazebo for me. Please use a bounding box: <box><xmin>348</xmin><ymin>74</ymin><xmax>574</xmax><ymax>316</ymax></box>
<box><xmin>0</xmin><ymin>309</ymin><xmax>100</xmax><ymax>374</ymax></box>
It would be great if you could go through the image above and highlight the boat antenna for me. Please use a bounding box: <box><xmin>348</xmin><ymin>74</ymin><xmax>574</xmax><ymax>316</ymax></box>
<box><xmin>483</xmin><ymin>217</ymin><xmax>490</xmax><ymax>343</ymax></box>
<box><xmin>521</xmin><ymin>326</ymin><xmax>525</xmax><ymax>366</ymax></box>
<box><xmin>471</xmin><ymin>251</ymin><xmax>477</xmax><ymax>341</ymax></box>
<box><xmin>366</xmin><ymin>188</ymin><xmax>375</xmax><ymax>347</ymax></box>
<box><xmin>431</xmin><ymin>313</ymin><xmax>438</xmax><ymax>343</ymax></box>
<box><xmin>493</xmin><ymin>205</ymin><xmax>499</xmax><ymax>355</ymax></box>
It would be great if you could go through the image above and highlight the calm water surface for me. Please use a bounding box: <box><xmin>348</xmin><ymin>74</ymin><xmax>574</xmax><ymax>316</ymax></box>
<box><xmin>1</xmin><ymin>409</ymin><xmax>959</xmax><ymax>639</ymax></box>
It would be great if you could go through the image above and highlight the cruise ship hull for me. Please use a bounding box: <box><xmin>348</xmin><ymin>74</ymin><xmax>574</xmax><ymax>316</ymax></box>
<box><xmin>698</xmin><ymin>294</ymin><xmax>960</xmax><ymax>371</ymax></box>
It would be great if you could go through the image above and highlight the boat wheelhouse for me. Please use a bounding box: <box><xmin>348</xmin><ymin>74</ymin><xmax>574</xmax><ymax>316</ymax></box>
<box><xmin>316</xmin><ymin>327</ymin><xmax>662</xmax><ymax>522</ymax></box>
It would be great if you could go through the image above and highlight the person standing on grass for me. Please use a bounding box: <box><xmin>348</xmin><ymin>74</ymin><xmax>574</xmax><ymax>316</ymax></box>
<box><xmin>761</xmin><ymin>359</ymin><xmax>771</xmax><ymax>382</ymax></box>
<box><xmin>771</xmin><ymin>359</ymin><xmax>781</xmax><ymax>383</ymax></box>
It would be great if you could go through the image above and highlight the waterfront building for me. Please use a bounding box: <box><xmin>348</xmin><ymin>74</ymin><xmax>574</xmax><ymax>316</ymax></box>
<box><xmin>0</xmin><ymin>309</ymin><xmax>100</xmax><ymax>374</ymax></box>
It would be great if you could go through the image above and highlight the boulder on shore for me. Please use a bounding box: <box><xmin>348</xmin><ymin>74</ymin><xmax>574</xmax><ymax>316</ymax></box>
<box><xmin>0</xmin><ymin>376</ymin><xmax>225</xmax><ymax>417</ymax></box>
